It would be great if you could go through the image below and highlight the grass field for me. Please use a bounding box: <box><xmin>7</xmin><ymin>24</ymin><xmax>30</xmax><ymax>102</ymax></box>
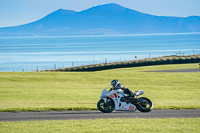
<box><xmin>0</xmin><ymin>63</ymin><xmax>200</xmax><ymax>111</ymax></box>
<box><xmin>0</xmin><ymin>118</ymin><xmax>199</xmax><ymax>133</ymax></box>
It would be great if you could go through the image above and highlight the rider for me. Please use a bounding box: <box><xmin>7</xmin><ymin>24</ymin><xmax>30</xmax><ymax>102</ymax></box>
<box><xmin>109</xmin><ymin>79</ymin><xmax>136</xmax><ymax>98</ymax></box>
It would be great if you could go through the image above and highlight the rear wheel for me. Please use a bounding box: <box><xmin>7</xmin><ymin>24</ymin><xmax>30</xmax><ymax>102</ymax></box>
<box><xmin>97</xmin><ymin>99</ymin><xmax>114</xmax><ymax>113</ymax></box>
<box><xmin>135</xmin><ymin>97</ymin><xmax>153</xmax><ymax>112</ymax></box>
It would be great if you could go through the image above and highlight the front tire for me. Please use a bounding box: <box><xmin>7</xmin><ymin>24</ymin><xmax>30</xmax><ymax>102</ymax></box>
<box><xmin>136</xmin><ymin>97</ymin><xmax>153</xmax><ymax>112</ymax></box>
<box><xmin>97</xmin><ymin>99</ymin><xmax>114</xmax><ymax>113</ymax></box>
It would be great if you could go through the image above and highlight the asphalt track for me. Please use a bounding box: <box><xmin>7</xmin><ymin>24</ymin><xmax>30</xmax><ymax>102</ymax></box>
<box><xmin>145</xmin><ymin>68</ymin><xmax>200</xmax><ymax>73</ymax></box>
<box><xmin>0</xmin><ymin>109</ymin><xmax>199</xmax><ymax>121</ymax></box>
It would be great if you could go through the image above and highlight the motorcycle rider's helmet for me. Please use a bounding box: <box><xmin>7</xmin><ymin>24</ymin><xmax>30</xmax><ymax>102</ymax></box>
<box><xmin>111</xmin><ymin>79</ymin><xmax>119</xmax><ymax>88</ymax></box>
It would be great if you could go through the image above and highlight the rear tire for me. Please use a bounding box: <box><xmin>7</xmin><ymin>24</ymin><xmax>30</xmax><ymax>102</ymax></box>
<box><xmin>97</xmin><ymin>99</ymin><xmax>114</xmax><ymax>113</ymax></box>
<box><xmin>136</xmin><ymin>97</ymin><xmax>153</xmax><ymax>112</ymax></box>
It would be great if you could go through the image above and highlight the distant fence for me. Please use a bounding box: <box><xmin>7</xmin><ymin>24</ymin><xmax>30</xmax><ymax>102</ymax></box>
<box><xmin>50</xmin><ymin>54</ymin><xmax>200</xmax><ymax>72</ymax></box>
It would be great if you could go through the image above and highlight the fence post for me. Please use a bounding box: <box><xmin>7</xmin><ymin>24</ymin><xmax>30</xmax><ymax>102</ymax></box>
<box><xmin>135</xmin><ymin>56</ymin><xmax>137</xmax><ymax>59</ymax></box>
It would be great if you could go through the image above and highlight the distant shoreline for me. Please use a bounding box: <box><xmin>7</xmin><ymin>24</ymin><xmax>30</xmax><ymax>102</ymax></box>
<box><xmin>48</xmin><ymin>54</ymin><xmax>200</xmax><ymax>72</ymax></box>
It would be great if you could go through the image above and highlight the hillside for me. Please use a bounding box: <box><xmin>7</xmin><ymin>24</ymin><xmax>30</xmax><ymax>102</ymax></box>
<box><xmin>50</xmin><ymin>54</ymin><xmax>200</xmax><ymax>72</ymax></box>
<box><xmin>0</xmin><ymin>3</ymin><xmax>200</xmax><ymax>36</ymax></box>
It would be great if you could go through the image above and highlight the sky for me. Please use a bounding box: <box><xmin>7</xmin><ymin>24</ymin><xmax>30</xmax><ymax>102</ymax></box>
<box><xmin>0</xmin><ymin>0</ymin><xmax>200</xmax><ymax>28</ymax></box>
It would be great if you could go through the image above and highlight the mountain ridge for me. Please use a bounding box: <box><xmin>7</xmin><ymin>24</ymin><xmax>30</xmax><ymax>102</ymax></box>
<box><xmin>0</xmin><ymin>3</ymin><xmax>200</xmax><ymax>36</ymax></box>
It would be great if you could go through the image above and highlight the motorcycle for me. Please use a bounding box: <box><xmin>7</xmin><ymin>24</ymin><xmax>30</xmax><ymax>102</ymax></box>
<box><xmin>97</xmin><ymin>87</ymin><xmax>153</xmax><ymax>113</ymax></box>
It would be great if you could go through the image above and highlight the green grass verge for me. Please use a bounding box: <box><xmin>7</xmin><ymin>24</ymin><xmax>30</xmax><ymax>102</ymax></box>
<box><xmin>0</xmin><ymin>63</ymin><xmax>200</xmax><ymax>111</ymax></box>
<box><xmin>0</xmin><ymin>118</ymin><xmax>199</xmax><ymax>133</ymax></box>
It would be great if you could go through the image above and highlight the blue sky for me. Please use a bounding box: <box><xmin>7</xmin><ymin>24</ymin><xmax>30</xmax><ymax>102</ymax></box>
<box><xmin>0</xmin><ymin>0</ymin><xmax>200</xmax><ymax>28</ymax></box>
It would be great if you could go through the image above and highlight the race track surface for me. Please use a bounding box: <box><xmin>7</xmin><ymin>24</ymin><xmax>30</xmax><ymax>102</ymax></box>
<box><xmin>0</xmin><ymin>109</ymin><xmax>199</xmax><ymax>121</ymax></box>
<box><xmin>146</xmin><ymin>68</ymin><xmax>200</xmax><ymax>73</ymax></box>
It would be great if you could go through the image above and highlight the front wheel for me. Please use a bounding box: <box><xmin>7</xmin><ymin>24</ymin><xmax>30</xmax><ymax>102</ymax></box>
<box><xmin>97</xmin><ymin>99</ymin><xmax>114</xmax><ymax>113</ymax></box>
<box><xmin>135</xmin><ymin>97</ymin><xmax>153</xmax><ymax>112</ymax></box>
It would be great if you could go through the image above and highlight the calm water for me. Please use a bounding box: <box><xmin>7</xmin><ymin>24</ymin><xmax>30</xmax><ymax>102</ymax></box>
<box><xmin>0</xmin><ymin>33</ymin><xmax>200</xmax><ymax>72</ymax></box>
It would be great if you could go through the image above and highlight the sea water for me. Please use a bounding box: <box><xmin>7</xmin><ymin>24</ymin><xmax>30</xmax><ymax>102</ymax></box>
<box><xmin>0</xmin><ymin>33</ymin><xmax>200</xmax><ymax>72</ymax></box>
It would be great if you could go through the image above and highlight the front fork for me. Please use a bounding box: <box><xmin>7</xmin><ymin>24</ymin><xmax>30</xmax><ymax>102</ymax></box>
<box><xmin>102</xmin><ymin>98</ymin><xmax>114</xmax><ymax>107</ymax></box>
<box><xmin>102</xmin><ymin>98</ymin><xmax>107</xmax><ymax>103</ymax></box>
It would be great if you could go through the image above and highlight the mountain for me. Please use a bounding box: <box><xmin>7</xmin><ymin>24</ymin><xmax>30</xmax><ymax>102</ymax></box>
<box><xmin>0</xmin><ymin>3</ymin><xmax>200</xmax><ymax>36</ymax></box>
